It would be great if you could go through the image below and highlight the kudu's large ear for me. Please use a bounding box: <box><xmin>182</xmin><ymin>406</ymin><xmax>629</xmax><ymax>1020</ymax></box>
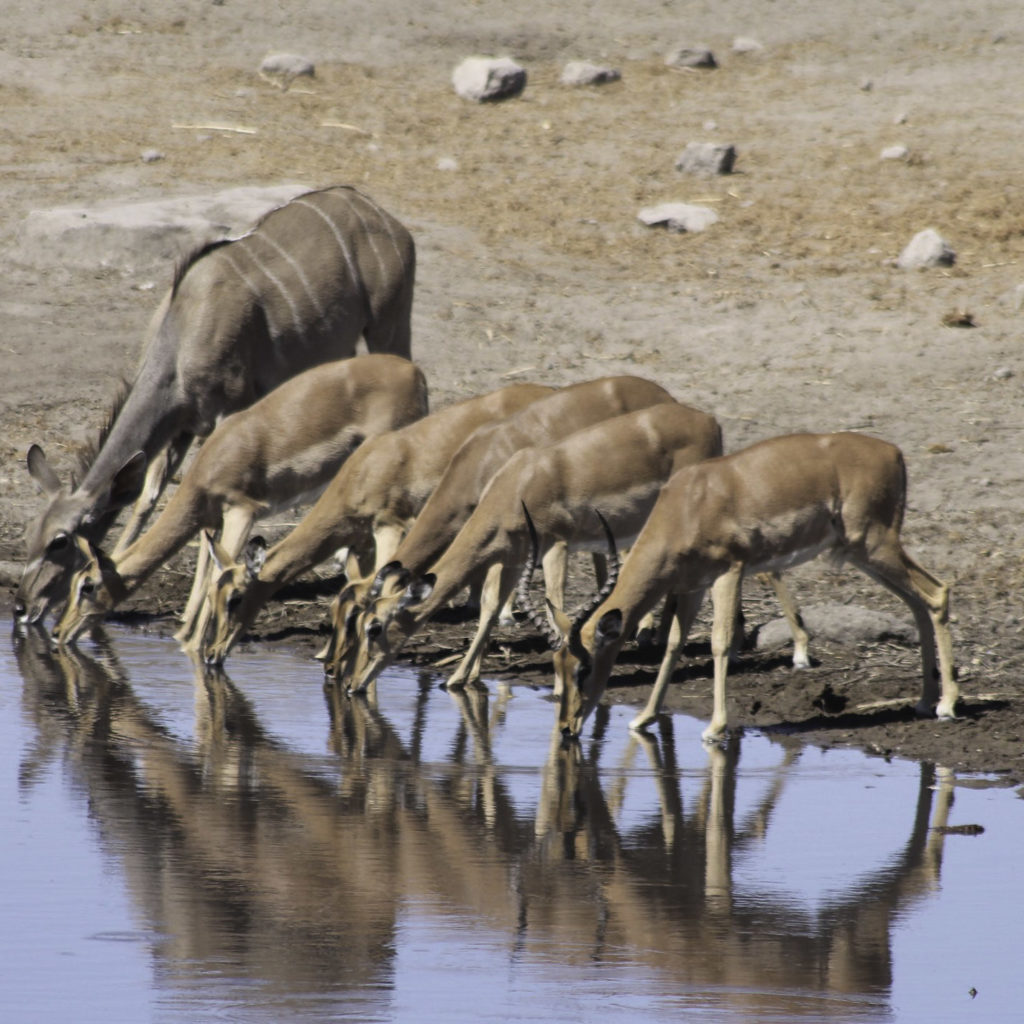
<box><xmin>26</xmin><ymin>444</ymin><xmax>63</xmax><ymax>496</ymax></box>
<box><xmin>107</xmin><ymin>451</ymin><xmax>148</xmax><ymax>510</ymax></box>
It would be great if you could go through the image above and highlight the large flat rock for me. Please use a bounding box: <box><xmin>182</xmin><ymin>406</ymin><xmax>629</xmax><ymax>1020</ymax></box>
<box><xmin>18</xmin><ymin>184</ymin><xmax>311</xmax><ymax>273</ymax></box>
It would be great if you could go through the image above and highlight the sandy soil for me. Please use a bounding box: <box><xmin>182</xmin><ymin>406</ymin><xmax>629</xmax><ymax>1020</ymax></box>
<box><xmin>2</xmin><ymin>1</ymin><xmax>1023</xmax><ymax>783</ymax></box>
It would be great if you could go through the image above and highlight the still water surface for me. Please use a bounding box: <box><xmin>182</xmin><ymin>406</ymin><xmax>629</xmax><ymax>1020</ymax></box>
<box><xmin>1</xmin><ymin>625</ymin><xmax>1021</xmax><ymax>1023</ymax></box>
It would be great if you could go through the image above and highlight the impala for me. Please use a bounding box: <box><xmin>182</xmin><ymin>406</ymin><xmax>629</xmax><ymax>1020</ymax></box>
<box><xmin>553</xmin><ymin>432</ymin><xmax>958</xmax><ymax>743</ymax></box>
<box><xmin>16</xmin><ymin>186</ymin><xmax>415</xmax><ymax>626</ymax></box>
<box><xmin>53</xmin><ymin>355</ymin><xmax>428</xmax><ymax>648</ymax></box>
<box><xmin>340</xmin><ymin>401</ymin><xmax>726</xmax><ymax>692</ymax></box>
<box><xmin>322</xmin><ymin>374</ymin><xmax>679</xmax><ymax>675</ymax></box>
<box><xmin>199</xmin><ymin>382</ymin><xmax>555</xmax><ymax>665</ymax></box>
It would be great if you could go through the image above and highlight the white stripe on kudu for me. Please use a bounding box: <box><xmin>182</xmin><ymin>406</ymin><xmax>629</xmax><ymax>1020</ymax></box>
<box><xmin>236</xmin><ymin>235</ymin><xmax>305</xmax><ymax>339</ymax></box>
<box><xmin>295</xmin><ymin>196</ymin><xmax>363</xmax><ymax>292</ymax></box>
<box><xmin>253</xmin><ymin>225</ymin><xmax>328</xmax><ymax>323</ymax></box>
<box><xmin>220</xmin><ymin>249</ymin><xmax>283</xmax><ymax>339</ymax></box>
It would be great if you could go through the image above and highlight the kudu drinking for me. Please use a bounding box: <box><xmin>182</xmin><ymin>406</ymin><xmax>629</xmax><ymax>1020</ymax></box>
<box><xmin>16</xmin><ymin>185</ymin><xmax>416</xmax><ymax>625</ymax></box>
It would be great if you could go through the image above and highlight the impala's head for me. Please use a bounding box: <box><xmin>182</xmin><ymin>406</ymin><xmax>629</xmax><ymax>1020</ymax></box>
<box><xmin>315</xmin><ymin>570</ymin><xmax>375</xmax><ymax>676</ymax></box>
<box><xmin>329</xmin><ymin>561</ymin><xmax>434</xmax><ymax>691</ymax></box>
<box><xmin>15</xmin><ymin>444</ymin><xmax>146</xmax><ymax>625</ymax></box>
<box><xmin>201</xmin><ymin>534</ymin><xmax>267</xmax><ymax>666</ymax></box>
<box><xmin>53</xmin><ymin>536</ymin><xmax>123</xmax><ymax>647</ymax></box>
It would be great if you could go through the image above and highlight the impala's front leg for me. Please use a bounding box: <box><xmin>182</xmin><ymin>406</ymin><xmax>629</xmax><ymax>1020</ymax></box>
<box><xmin>630</xmin><ymin>588</ymin><xmax>704</xmax><ymax>732</ymax></box>
<box><xmin>703</xmin><ymin>566</ymin><xmax>744</xmax><ymax>743</ymax></box>
<box><xmin>445</xmin><ymin>561</ymin><xmax>513</xmax><ymax>691</ymax></box>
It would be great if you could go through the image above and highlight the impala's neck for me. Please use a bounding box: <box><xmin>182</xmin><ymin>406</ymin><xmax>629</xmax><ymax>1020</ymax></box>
<box><xmin>260</xmin><ymin>508</ymin><xmax>366</xmax><ymax>590</ymax></box>
<box><xmin>113</xmin><ymin>483</ymin><xmax>206</xmax><ymax>594</ymax></box>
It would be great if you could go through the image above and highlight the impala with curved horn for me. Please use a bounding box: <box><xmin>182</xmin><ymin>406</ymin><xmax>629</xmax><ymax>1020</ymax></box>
<box><xmin>340</xmin><ymin>401</ymin><xmax>728</xmax><ymax>692</ymax></box>
<box><xmin>553</xmin><ymin>431</ymin><xmax>959</xmax><ymax>743</ymax></box>
<box><xmin>16</xmin><ymin>185</ymin><xmax>416</xmax><ymax>626</ymax></box>
<box><xmin>516</xmin><ymin>502</ymin><xmax>810</xmax><ymax>700</ymax></box>
<box><xmin>321</xmin><ymin>374</ymin><xmax>680</xmax><ymax>679</ymax></box>
<box><xmin>199</xmin><ymin>381</ymin><xmax>555</xmax><ymax>665</ymax></box>
<box><xmin>53</xmin><ymin>355</ymin><xmax>429</xmax><ymax>649</ymax></box>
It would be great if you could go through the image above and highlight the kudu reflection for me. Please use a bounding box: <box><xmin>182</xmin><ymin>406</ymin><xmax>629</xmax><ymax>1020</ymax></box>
<box><xmin>14</xmin><ymin>630</ymin><xmax>955</xmax><ymax>1011</ymax></box>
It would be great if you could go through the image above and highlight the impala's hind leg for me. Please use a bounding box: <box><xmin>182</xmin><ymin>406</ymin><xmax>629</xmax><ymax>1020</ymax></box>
<box><xmin>855</xmin><ymin>543</ymin><xmax>957</xmax><ymax>719</ymax></box>
<box><xmin>759</xmin><ymin>571</ymin><xmax>811</xmax><ymax>668</ymax></box>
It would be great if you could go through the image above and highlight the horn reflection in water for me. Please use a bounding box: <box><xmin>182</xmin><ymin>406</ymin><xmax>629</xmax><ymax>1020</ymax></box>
<box><xmin>4</xmin><ymin>626</ymin><xmax>1017</xmax><ymax>1022</ymax></box>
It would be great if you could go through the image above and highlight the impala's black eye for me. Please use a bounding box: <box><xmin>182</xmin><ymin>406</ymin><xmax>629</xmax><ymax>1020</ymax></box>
<box><xmin>366</xmin><ymin>619</ymin><xmax>383</xmax><ymax>642</ymax></box>
<box><xmin>227</xmin><ymin>593</ymin><xmax>242</xmax><ymax>614</ymax></box>
<box><xmin>80</xmin><ymin>580</ymin><xmax>96</xmax><ymax>597</ymax></box>
<box><xmin>47</xmin><ymin>533</ymin><xmax>70</xmax><ymax>555</ymax></box>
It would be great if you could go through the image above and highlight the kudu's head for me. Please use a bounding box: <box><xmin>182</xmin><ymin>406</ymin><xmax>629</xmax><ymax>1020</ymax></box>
<box><xmin>15</xmin><ymin>445</ymin><xmax>147</xmax><ymax>625</ymax></box>
<box><xmin>516</xmin><ymin>503</ymin><xmax>623</xmax><ymax>738</ymax></box>
<box><xmin>53</xmin><ymin>535</ymin><xmax>126</xmax><ymax>647</ymax></box>
<box><xmin>201</xmin><ymin>533</ymin><xmax>268</xmax><ymax>666</ymax></box>
<box><xmin>331</xmin><ymin>561</ymin><xmax>433</xmax><ymax>690</ymax></box>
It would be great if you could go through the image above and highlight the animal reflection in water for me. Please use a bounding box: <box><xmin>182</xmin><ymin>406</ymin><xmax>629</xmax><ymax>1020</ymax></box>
<box><xmin>14</xmin><ymin>626</ymin><xmax>956</xmax><ymax>1012</ymax></box>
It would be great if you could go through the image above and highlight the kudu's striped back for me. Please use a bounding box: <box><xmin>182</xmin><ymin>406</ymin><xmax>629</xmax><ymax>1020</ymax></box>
<box><xmin>16</xmin><ymin>185</ymin><xmax>416</xmax><ymax>626</ymax></box>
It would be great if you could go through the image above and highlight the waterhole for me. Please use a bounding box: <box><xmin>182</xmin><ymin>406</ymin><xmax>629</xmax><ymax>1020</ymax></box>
<box><xmin>2</xmin><ymin>625</ymin><xmax>1021</xmax><ymax>1023</ymax></box>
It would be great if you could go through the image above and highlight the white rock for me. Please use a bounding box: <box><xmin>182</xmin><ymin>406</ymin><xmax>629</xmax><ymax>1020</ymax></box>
<box><xmin>560</xmin><ymin>60</ymin><xmax>621</xmax><ymax>86</ymax></box>
<box><xmin>140</xmin><ymin>149</ymin><xmax>165</xmax><ymax>164</ymax></box>
<box><xmin>732</xmin><ymin>37</ymin><xmax>764</xmax><ymax>54</ymax></box>
<box><xmin>452</xmin><ymin>56</ymin><xmax>527</xmax><ymax>102</ymax></box>
<box><xmin>880</xmin><ymin>144</ymin><xmax>909</xmax><ymax>161</ymax></box>
<box><xmin>259</xmin><ymin>53</ymin><xmax>315</xmax><ymax>79</ymax></box>
<box><xmin>638</xmin><ymin>203</ymin><xmax>719</xmax><ymax>233</ymax></box>
<box><xmin>897</xmin><ymin>228</ymin><xmax>956</xmax><ymax>270</ymax></box>
<box><xmin>436</xmin><ymin>156</ymin><xmax>458</xmax><ymax>171</ymax></box>
<box><xmin>675</xmin><ymin>142</ymin><xmax>736</xmax><ymax>176</ymax></box>
<box><xmin>19</xmin><ymin>184</ymin><xmax>310</xmax><ymax>271</ymax></box>
<box><xmin>756</xmin><ymin>602</ymin><xmax>916</xmax><ymax>651</ymax></box>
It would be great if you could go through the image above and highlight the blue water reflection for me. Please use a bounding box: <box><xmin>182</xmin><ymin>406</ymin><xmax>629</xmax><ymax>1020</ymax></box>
<box><xmin>2</xmin><ymin>625</ymin><xmax>1021</xmax><ymax>1023</ymax></box>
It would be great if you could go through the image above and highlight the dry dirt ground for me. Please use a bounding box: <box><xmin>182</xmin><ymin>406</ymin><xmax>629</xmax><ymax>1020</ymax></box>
<box><xmin>2</xmin><ymin>1</ymin><xmax>1023</xmax><ymax>783</ymax></box>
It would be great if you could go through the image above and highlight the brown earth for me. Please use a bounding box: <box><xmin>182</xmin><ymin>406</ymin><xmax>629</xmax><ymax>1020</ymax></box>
<box><xmin>1</xmin><ymin>1</ymin><xmax>1022</xmax><ymax>783</ymax></box>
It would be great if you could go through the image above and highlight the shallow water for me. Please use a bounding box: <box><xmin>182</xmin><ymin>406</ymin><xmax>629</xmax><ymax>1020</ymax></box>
<box><xmin>1</xmin><ymin>625</ymin><xmax>1021</xmax><ymax>1024</ymax></box>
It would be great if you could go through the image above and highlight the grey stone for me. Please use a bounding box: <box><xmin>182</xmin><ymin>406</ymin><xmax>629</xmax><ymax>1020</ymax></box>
<box><xmin>560</xmin><ymin>60</ymin><xmax>621</xmax><ymax>86</ymax></box>
<box><xmin>755</xmin><ymin>602</ymin><xmax>917</xmax><ymax>651</ymax></box>
<box><xmin>452</xmin><ymin>56</ymin><xmax>527</xmax><ymax>102</ymax></box>
<box><xmin>638</xmin><ymin>203</ymin><xmax>719</xmax><ymax>233</ymax></box>
<box><xmin>18</xmin><ymin>184</ymin><xmax>310</xmax><ymax>272</ymax></box>
<box><xmin>665</xmin><ymin>46</ymin><xmax>717</xmax><ymax>69</ymax></box>
<box><xmin>674</xmin><ymin>141</ymin><xmax>736</xmax><ymax>176</ymax></box>
<box><xmin>897</xmin><ymin>228</ymin><xmax>956</xmax><ymax>269</ymax></box>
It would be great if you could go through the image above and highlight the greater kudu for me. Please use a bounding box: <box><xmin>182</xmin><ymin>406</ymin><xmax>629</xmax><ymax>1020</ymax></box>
<box><xmin>16</xmin><ymin>185</ymin><xmax>415</xmax><ymax>625</ymax></box>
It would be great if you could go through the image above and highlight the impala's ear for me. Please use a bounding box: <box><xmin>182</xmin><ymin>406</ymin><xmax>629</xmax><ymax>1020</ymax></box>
<box><xmin>372</xmin><ymin>561</ymin><xmax>410</xmax><ymax>598</ymax></box>
<box><xmin>544</xmin><ymin>598</ymin><xmax>572</xmax><ymax>637</ymax></box>
<box><xmin>107</xmin><ymin>451</ymin><xmax>148</xmax><ymax>509</ymax></box>
<box><xmin>400</xmin><ymin>573</ymin><xmax>435</xmax><ymax>610</ymax></box>
<box><xmin>26</xmin><ymin>444</ymin><xmax>63</xmax><ymax>496</ymax></box>
<box><xmin>243</xmin><ymin>536</ymin><xmax>267</xmax><ymax>577</ymax></box>
<box><xmin>594</xmin><ymin>609</ymin><xmax>623</xmax><ymax>647</ymax></box>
